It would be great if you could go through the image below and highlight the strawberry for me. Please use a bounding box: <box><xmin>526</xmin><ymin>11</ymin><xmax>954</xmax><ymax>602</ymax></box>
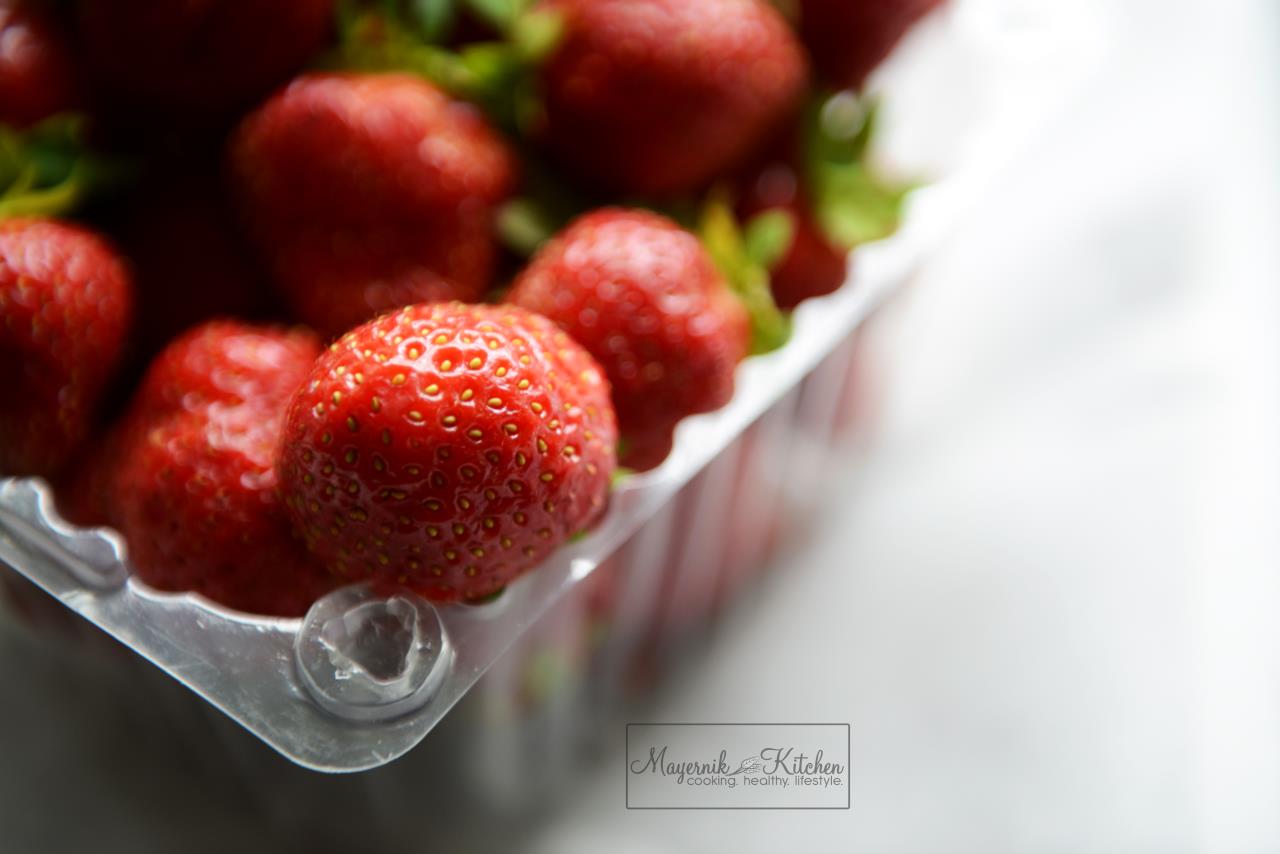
<box><xmin>75</xmin><ymin>0</ymin><xmax>335</xmax><ymax>122</ymax></box>
<box><xmin>505</xmin><ymin>209</ymin><xmax>749</xmax><ymax>470</ymax></box>
<box><xmin>230</xmin><ymin>72</ymin><xmax>517</xmax><ymax>336</ymax></box>
<box><xmin>115</xmin><ymin>406</ymin><xmax>335</xmax><ymax>617</ymax></box>
<box><xmin>0</xmin><ymin>218</ymin><xmax>133</xmax><ymax>477</ymax></box>
<box><xmin>538</xmin><ymin>0</ymin><xmax>808</xmax><ymax>197</ymax></box>
<box><xmin>740</xmin><ymin>162</ymin><xmax>848</xmax><ymax>308</ymax></box>
<box><xmin>109</xmin><ymin>320</ymin><xmax>333</xmax><ymax>617</ymax></box>
<box><xmin>276</xmin><ymin>302</ymin><xmax>616</xmax><ymax>602</ymax></box>
<box><xmin>0</xmin><ymin>0</ymin><xmax>79</xmax><ymax>127</ymax></box>
<box><xmin>126</xmin><ymin>319</ymin><xmax>322</xmax><ymax>425</ymax></box>
<box><xmin>61</xmin><ymin>320</ymin><xmax>320</xmax><ymax>526</ymax></box>
<box><xmin>797</xmin><ymin>0</ymin><xmax>944</xmax><ymax>91</ymax></box>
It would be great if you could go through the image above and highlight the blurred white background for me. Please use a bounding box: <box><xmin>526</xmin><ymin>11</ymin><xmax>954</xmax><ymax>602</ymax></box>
<box><xmin>525</xmin><ymin>0</ymin><xmax>1280</xmax><ymax>851</ymax></box>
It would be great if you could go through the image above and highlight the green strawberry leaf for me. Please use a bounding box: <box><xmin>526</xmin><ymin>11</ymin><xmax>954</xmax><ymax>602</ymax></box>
<box><xmin>0</xmin><ymin>162</ymin><xmax>83</xmax><ymax>218</ymax></box>
<box><xmin>813</xmin><ymin>163</ymin><xmax>912</xmax><ymax>247</ymax></box>
<box><xmin>407</xmin><ymin>0</ymin><xmax>458</xmax><ymax>41</ymax></box>
<box><xmin>742</xmin><ymin>208</ymin><xmax>796</xmax><ymax>270</ymax></box>
<box><xmin>452</xmin><ymin>5</ymin><xmax>560</xmax><ymax>129</ymax></box>
<box><xmin>510</xmin><ymin>8</ymin><xmax>564</xmax><ymax>62</ymax></box>
<box><xmin>458</xmin><ymin>41</ymin><xmax>521</xmax><ymax>88</ymax></box>
<box><xmin>497</xmin><ymin>197</ymin><xmax>559</xmax><ymax>255</ymax></box>
<box><xmin>463</xmin><ymin>0</ymin><xmax>528</xmax><ymax>31</ymax></box>
<box><xmin>698</xmin><ymin>191</ymin><xmax>791</xmax><ymax>355</ymax></box>
<box><xmin>332</xmin><ymin>7</ymin><xmax>477</xmax><ymax>91</ymax></box>
<box><xmin>805</xmin><ymin>92</ymin><xmax>913</xmax><ymax>249</ymax></box>
<box><xmin>337</xmin><ymin>0</ymin><xmax>459</xmax><ymax>44</ymax></box>
<box><xmin>333</xmin><ymin>1</ymin><xmax>559</xmax><ymax>135</ymax></box>
<box><xmin>0</xmin><ymin>115</ymin><xmax>130</xmax><ymax>219</ymax></box>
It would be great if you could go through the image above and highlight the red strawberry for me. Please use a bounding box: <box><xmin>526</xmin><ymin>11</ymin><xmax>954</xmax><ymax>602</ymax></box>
<box><xmin>230</xmin><ymin>72</ymin><xmax>517</xmax><ymax>337</ymax></box>
<box><xmin>740</xmin><ymin>162</ymin><xmax>848</xmax><ymax>308</ymax></box>
<box><xmin>136</xmin><ymin>319</ymin><xmax>322</xmax><ymax>423</ymax></box>
<box><xmin>109</xmin><ymin>321</ymin><xmax>333</xmax><ymax>617</ymax></box>
<box><xmin>0</xmin><ymin>0</ymin><xmax>79</xmax><ymax>128</ymax></box>
<box><xmin>539</xmin><ymin>0</ymin><xmax>808</xmax><ymax>197</ymax></box>
<box><xmin>0</xmin><ymin>218</ymin><xmax>133</xmax><ymax>477</ymax></box>
<box><xmin>505</xmin><ymin>209</ymin><xmax>749</xmax><ymax>470</ymax></box>
<box><xmin>277</xmin><ymin>302</ymin><xmax>616</xmax><ymax>602</ymax></box>
<box><xmin>76</xmin><ymin>0</ymin><xmax>335</xmax><ymax>121</ymax></box>
<box><xmin>798</xmin><ymin>0</ymin><xmax>944</xmax><ymax>91</ymax></box>
<box><xmin>61</xmin><ymin>320</ymin><xmax>320</xmax><ymax>526</ymax></box>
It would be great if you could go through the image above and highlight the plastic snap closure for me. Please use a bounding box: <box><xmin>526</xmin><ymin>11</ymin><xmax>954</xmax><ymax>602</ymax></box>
<box><xmin>295</xmin><ymin>583</ymin><xmax>451</xmax><ymax>722</ymax></box>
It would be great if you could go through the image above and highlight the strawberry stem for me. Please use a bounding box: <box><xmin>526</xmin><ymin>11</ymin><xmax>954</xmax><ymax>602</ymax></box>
<box><xmin>330</xmin><ymin>1</ymin><xmax>562</xmax><ymax>135</ymax></box>
<box><xmin>0</xmin><ymin>115</ymin><xmax>130</xmax><ymax>220</ymax></box>
<box><xmin>743</xmin><ymin>208</ymin><xmax>797</xmax><ymax>270</ymax></box>
<box><xmin>697</xmin><ymin>190</ymin><xmax>792</xmax><ymax>355</ymax></box>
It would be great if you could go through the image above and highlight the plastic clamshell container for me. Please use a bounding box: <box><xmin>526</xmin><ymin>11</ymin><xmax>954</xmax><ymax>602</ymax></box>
<box><xmin>0</xmin><ymin>219</ymin><xmax>921</xmax><ymax>771</ymax></box>
<box><xmin>0</xmin><ymin>1</ymin><xmax>1107</xmax><ymax>773</ymax></box>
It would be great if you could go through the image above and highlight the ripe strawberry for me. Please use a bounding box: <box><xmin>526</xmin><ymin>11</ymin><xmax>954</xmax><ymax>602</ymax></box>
<box><xmin>740</xmin><ymin>162</ymin><xmax>848</xmax><ymax>308</ymax></box>
<box><xmin>230</xmin><ymin>72</ymin><xmax>517</xmax><ymax>336</ymax></box>
<box><xmin>539</xmin><ymin>0</ymin><xmax>808</xmax><ymax>197</ymax></box>
<box><xmin>109</xmin><ymin>321</ymin><xmax>333</xmax><ymax>617</ymax></box>
<box><xmin>0</xmin><ymin>218</ymin><xmax>133</xmax><ymax>477</ymax></box>
<box><xmin>75</xmin><ymin>0</ymin><xmax>335</xmax><ymax>121</ymax></box>
<box><xmin>0</xmin><ymin>0</ymin><xmax>79</xmax><ymax>127</ymax></box>
<box><xmin>277</xmin><ymin>302</ymin><xmax>616</xmax><ymax>602</ymax></box>
<box><xmin>798</xmin><ymin>0</ymin><xmax>944</xmax><ymax>91</ymax></box>
<box><xmin>125</xmin><ymin>319</ymin><xmax>322</xmax><ymax>425</ymax></box>
<box><xmin>505</xmin><ymin>209</ymin><xmax>749</xmax><ymax>470</ymax></box>
<box><xmin>61</xmin><ymin>320</ymin><xmax>320</xmax><ymax>526</ymax></box>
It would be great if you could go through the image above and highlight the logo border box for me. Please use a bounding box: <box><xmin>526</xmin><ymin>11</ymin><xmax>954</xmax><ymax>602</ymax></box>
<box><xmin>625</xmin><ymin>722</ymin><xmax>852</xmax><ymax>810</ymax></box>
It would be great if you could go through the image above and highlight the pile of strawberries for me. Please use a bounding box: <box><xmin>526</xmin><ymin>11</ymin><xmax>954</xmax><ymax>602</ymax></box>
<box><xmin>0</xmin><ymin>0</ymin><xmax>939</xmax><ymax>616</ymax></box>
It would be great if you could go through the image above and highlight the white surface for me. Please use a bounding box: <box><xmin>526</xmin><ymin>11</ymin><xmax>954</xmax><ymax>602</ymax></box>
<box><xmin>526</xmin><ymin>1</ymin><xmax>1280</xmax><ymax>852</ymax></box>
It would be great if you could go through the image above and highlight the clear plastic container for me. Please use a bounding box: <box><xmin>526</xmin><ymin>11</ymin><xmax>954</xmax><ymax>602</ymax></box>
<box><xmin>0</xmin><ymin>235</ymin><xmax>909</xmax><ymax>771</ymax></box>
<box><xmin>0</xmin><ymin>0</ymin><xmax>1106</xmax><ymax>783</ymax></box>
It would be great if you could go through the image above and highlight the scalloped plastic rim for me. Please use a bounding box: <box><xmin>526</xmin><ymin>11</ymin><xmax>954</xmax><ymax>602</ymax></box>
<box><xmin>0</xmin><ymin>177</ymin><xmax>963</xmax><ymax>772</ymax></box>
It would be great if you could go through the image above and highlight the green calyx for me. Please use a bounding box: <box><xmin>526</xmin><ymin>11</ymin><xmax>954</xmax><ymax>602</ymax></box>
<box><xmin>331</xmin><ymin>9</ymin><xmax>474</xmax><ymax>92</ymax></box>
<box><xmin>698</xmin><ymin>191</ymin><xmax>793</xmax><ymax>355</ymax></box>
<box><xmin>332</xmin><ymin>0</ymin><xmax>563</xmax><ymax>135</ymax></box>
<box><xmin>805</xmin><ymin>92</ymin><xmax>914</xmax><ymax>249</ymax></box>
<box><xmin>742</xmin><ymin>208</ymin><xmax>797</xmax><ymax>271</ymax></box>
<box><xmin>0</xmin><ymin>115</ymin><xmax>128</xmax><ymax>220</ymax></box>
